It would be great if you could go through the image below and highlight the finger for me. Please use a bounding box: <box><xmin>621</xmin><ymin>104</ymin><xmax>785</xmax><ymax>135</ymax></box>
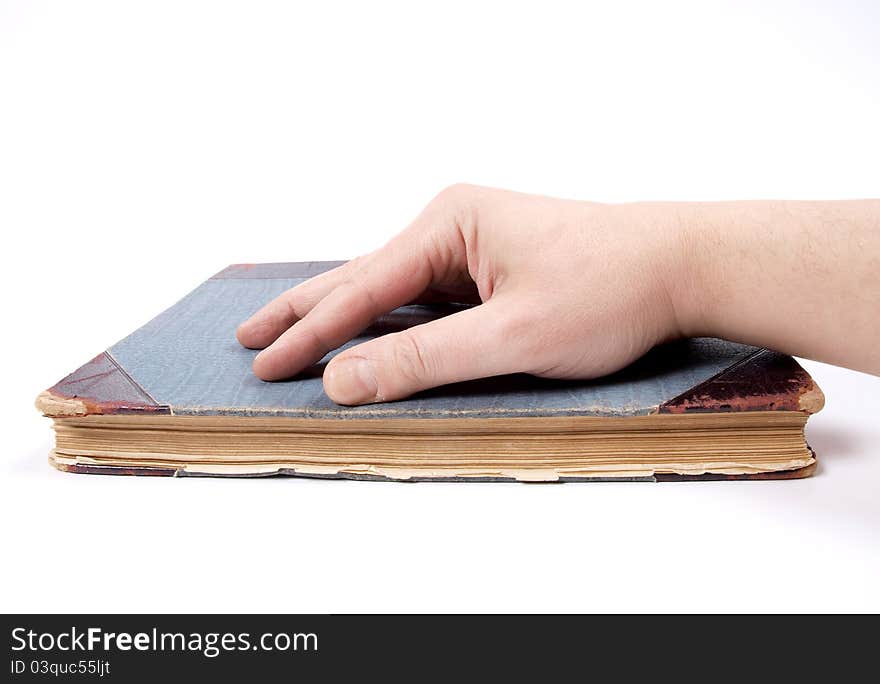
<box><xmin>239</xmin><ymin>183</ymin><xmax>484</xmax><ymax>350</ymax></box>
<box><xmin>236</xmin><ymin>261</ymin><xmax>355</xmax><ymax>349</ymax></box>
<box><xmin>322</xmin><ymin>299</ymin><xmax>523</xmax><ymax>405</ymax></box>
<box><xmin>252</xmin><ymin>244</ymin><xmax>434</xmax><ymax>380</ymax></box>
<box><xmin>236</xmin><ymin>266</ymin><xmax>474</xmax><ymax>350</ymax></box>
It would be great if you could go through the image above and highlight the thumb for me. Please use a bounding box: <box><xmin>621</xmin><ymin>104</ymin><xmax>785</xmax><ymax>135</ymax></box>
<box><xmin>323</xmin><ymin>299</ymin><xmax>524</xmax><ymax>405</ymax></box>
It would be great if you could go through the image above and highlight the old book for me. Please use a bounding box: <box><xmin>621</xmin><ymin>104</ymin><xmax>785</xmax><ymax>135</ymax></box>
<box><xmin>35</xmin><ymin>261</ymin><xmax>825</xmax><ymax>482</ymax></box>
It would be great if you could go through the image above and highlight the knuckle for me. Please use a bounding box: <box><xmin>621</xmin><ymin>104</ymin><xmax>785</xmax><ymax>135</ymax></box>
<box><xmin>389</xmin><ymin>330</ymin><xmax>433</xmax><ymax>383</ymax></box>
<box><xmin>281</xmin><ymin>289</ymin><xmax>303</xmax><ymax>320</ymax></box>
<box><xmin>438</xmin><ymin>182</ymin><xmax>475</xmax><ymax>200</ymax></box>
<box><xmin>430</xmin><ymin>183</ymin><xmax>484</xmax><ymax>239</ymax></box>
<box><xmin>299</xmin><ymin>325</ymin><xmax>332</xmax><ymax>356</ymax></box>
<box><xmin>345</xmin><ymin>254</ymin><xmax>371</xmax><ymax>279</ymax></box>
<box><xmin>281</xmin><ymin>288</ymin><xmax>312</xmax><ymax>321</ymax></box>
<box><xmin>433</xmin><ymin>183</ymin><xmax>479</xmax><ymax>213</ymax></box>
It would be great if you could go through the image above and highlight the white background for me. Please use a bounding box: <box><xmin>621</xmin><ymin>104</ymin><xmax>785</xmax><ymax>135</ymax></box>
<box><xmin>1</xmin><ymin>0</ymin><xmax>878</xmax><ymax>612</ymax></box>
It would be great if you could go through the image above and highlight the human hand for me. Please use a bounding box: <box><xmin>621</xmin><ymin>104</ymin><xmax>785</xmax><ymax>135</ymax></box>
<box><xmin>236</xmin><ymin>184</ymin><xmax>697</xmax><ymax>405</ymax></box>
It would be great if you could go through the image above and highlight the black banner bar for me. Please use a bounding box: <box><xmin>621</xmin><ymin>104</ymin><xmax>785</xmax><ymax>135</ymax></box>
<box><xmin>1</xmin><ymin>614</ymin><xmax>870</xmax><ymax>681</ymax></box>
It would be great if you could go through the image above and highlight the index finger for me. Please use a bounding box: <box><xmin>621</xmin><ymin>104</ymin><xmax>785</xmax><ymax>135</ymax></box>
<box><xmin>236</xmin><ymin>260</ymin><xmax>357</xmax><ymax>349</ymax></box>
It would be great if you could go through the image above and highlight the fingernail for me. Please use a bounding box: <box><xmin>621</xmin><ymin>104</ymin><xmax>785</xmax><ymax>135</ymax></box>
<box><xmin>325</xmin><ymin>357</ymin><xmax>378</xmax><ymax>405</ymax></box>
<box><xmin>252</xmin><ymin>349</ymin><xmax>276</xmax><ymax>381</ymax></box>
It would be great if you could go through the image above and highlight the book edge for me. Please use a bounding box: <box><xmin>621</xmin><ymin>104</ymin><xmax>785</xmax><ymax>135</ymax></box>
<box><xmin>48</xmin><ymin>452</ymin><xmax>818</xmax><ymax>482</ymax></box>
<box><xmin>211</xmin><ymin>261</ymin><xmax>347</xmax><ymax>279</ymax></box>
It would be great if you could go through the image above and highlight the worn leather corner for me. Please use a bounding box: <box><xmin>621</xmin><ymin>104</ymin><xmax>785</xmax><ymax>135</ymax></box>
<box><xmin>659</xmin><ymin>349</ymin><xmax>824</xmax><ymax>414</ymax></box>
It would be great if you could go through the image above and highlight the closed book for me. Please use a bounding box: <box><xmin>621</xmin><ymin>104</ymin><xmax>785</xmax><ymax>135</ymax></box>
<box><xmin>36</xmin><ymin>261</ymin><xmax>824</xmax><ymax>482</ymax></box>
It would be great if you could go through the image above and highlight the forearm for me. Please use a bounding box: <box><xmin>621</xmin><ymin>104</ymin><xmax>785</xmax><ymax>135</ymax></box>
<box><xmin>668</xmin><ymin>199</ymin><xmax>880</xmax><ymax>374</ymax></box>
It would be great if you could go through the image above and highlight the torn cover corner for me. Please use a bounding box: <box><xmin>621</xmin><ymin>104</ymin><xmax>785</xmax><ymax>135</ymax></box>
<box><xmin>37</xmin><ymin>352</ymin><xmax>169</xmax><ymax>417</ymax></box>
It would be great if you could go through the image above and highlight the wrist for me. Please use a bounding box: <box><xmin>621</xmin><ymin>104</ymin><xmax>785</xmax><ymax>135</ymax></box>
<box><xmin>627</xmin><ymin>201</ymin><xmax>716</xmax><ymax>340</ymax></box>
<box><xmin>667</xmin><ymin>202</ymin><xmax>716</xmax><ymax>338</ymax></box>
